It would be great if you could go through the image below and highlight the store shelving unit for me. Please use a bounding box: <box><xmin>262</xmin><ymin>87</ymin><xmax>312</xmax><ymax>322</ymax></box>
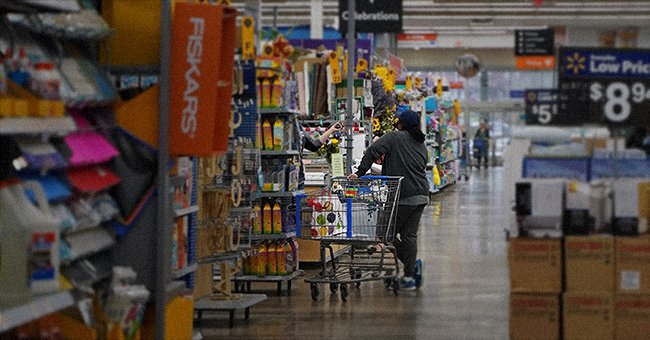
<box><xmin>0</xmin><ymin>291</ymin><xmax>75</xmax><ymax>333</ymax></box>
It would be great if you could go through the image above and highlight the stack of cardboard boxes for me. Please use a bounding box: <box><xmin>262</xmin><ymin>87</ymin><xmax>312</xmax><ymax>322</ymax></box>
<box><xmin>509</xmin><ymin>235</ymin><xmax>650</xmax><ymax>339</ymax></box>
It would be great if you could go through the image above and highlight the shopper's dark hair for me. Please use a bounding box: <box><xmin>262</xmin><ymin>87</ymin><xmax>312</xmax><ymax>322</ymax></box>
<box><xmin>406</xmin><ymin>126</ymin><xmax>426</xmax><ymax>144</ymax></box>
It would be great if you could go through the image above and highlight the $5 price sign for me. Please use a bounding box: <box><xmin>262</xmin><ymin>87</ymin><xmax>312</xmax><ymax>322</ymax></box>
<box><xmin>589</xmin><ymin>81</ymin><xmax>650</xmax><ymax>123</ymax></box>
<box><xmin>529</xmin><ymin>102</ymin><xmax>558</xmax><ymax>124</ymax></box>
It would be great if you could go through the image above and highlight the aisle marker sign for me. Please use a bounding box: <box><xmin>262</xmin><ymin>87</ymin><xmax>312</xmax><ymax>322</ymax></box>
<box><xmin>558</xmin><ymin>47</ymin><xmax>650</xmax><ymax>127</ymax></box>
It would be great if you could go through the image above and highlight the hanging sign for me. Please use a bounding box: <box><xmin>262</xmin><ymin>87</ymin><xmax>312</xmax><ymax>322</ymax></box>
<box><xmin>558</xmin><ymin>47</ymin><xmax>650</xmax><ymax>127</ymax></box>
<box><xmin>396</xmin><ymin>34</ymin><xmax>437</xmax><ymax>49</ymax></box>
<box><xmin>525</xmin><ymin>89</ymin><xmax>560</xmax><ymax>125</ymax></box>
<box><xmin>241</xmin><ymin>16</ymin><xmax>255</xmax><ymax>60</ymax></box>
<box><xmin>515</xmin><ymin>29</ymin><xmax>554</xmax><ymax>56</ymax></box>
<box><xmin>339</xmin><ymin>0</ymin><xmax>403</xmax><ymax>33</ymax></box>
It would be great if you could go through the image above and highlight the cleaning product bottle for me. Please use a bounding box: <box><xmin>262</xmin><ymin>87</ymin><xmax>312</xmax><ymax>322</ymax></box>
<box><xmin>263</xmin><ymin>119</ymin><xmax>273</xmax><ymax>151</ymax></box>
<box><xmin>272</xmin><ymin>202</ymin><xmax>282</xmax><ymax>234</ymax></box>
<box><xmin>257</xmin><ymin>243</ymin><xmax>268</xmax><ymax>276</ymax></box>
<box><xmin>266</xmin><ymin>242</ymin><xmax>277</xmax><ymax>276</ymax></box>
<box><xmin>273</xmin><ymin>119</ymin><xmax>284</xmax><ymax>151</ymax></box>
<box><xmin>263</xmin><ymin>202</ymin><xmax>273</xmax><ymax>234</ymax></box>
<box><xmin>0</xmin><ymin>180</ymin><xmax>61</xmax><ymax>307</ymax></box>
<box><xmin>276</xmin><ymin>241</ymin><xmax>286</xmax><ymax>275</ymax></box>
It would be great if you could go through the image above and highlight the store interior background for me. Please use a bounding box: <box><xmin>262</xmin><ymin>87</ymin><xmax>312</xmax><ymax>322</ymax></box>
<box><xmin>232</xmin><ymin>0</ymin><xmax>650</xmax><ymax>166</ymax></box>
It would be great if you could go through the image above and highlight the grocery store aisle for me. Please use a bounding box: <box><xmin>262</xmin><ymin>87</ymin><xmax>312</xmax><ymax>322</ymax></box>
<box><xmin>197</xmin><ymin>168</ymin><xmax>512</xmax><ymax>339</ymax></box>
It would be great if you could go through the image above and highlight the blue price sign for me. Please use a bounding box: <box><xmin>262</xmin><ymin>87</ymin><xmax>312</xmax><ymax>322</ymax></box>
<box><xmin>558</xmin><ymin>47</ymin><xmax>650</xmax><ymax>127</ymax></box>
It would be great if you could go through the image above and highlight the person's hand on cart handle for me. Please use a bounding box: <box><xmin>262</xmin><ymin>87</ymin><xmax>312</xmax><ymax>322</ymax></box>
<box><xmin>347</xmin><ymin>173</ymin><xmax>358</xmax><ymax>179</ymax></box>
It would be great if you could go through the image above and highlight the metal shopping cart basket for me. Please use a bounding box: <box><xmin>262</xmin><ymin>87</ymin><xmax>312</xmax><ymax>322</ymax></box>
<box><xmin>296</xmin><ymin>176</ymin><xmax>403</xmax><ymax>301</ymax></box>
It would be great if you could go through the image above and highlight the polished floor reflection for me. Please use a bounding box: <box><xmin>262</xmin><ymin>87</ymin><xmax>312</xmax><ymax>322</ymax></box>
<box><xmin>197</xmin><ymin>167</ymin><xmax>512</xmax><ymax>339</ymax></box>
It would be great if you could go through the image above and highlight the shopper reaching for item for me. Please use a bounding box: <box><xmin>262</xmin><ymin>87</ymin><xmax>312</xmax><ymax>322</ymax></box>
<box><xmin>302</xmin><ymin>121</ymin><xmax>345</xmax><ymax>153</ymax></box>
<box><xmin>349</xmin><ymin>109</ymin><xmax>428</xmax><ymax>290</ymax></box>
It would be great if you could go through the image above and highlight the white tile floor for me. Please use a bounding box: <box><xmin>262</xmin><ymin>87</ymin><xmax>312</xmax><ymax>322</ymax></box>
<box><xmin>196</xmin><ymin>167</ymin><xmax>513</xmax><ymax>339</ymax></box>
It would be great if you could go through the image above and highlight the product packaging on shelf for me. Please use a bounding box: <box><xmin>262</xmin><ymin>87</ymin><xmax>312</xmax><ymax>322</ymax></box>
<box><xmin>0</xmin><ymin>180</ymin><xmax>61</xmax><ymax>308</ymax></box>
<box><xmin>614</xmin><ymin>293</ymin><xmax>650</xmax><ymax>340</ymax></box>
<box><xmin>563</xmin><ymin>292</ymin><xmax>614</xmax><ymax>340</ymax></box>
<box><xmin>509</xmin><ymin>293</ymin><xmax>560</xmax><ymax>340</ymax></box>
<box><xmin>565</xmin><ymin>235</ymin><xmax>615</xmax><ymax>292</ymax></box>
<box><xmin>616</xmin><ymin>235</ymin><xmax>650</xmax><ymax>292</ymax></box>
<box><xmin>508</xmin><ymin>237</ymin><xmax>562</xmax><ymax>293</ymax></box>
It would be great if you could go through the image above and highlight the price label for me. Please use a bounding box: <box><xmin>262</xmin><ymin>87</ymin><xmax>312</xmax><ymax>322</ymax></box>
<box><xmin>557</xmin><ymin>47</ymin><xmax>650</xmax><ymax>127</ymax></box>
<box><xmin>328</xmin><ymin>52</ymin><xmax>342</xmax><ymax>84</ymax></box>
<box><xmin>525</xmin><ymin>89</ymin><xmax>561</xmax><ymax>125</ymax></box>
<box><xmin>589</xmin><ymin>81</ymin><xmax>650</xmax><ymax>122</ymax></box>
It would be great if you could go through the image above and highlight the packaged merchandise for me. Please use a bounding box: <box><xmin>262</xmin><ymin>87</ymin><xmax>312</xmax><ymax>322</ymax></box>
<box><xmin>257</xmin><ymin>243</ymin><xmax>268</xmax><ymax>276</ymax></box>
<box><xmin>276</xmin><ymin>241</ymin><xmax>286</xmax><ymax>275</ymax></box>
<box><xmin>616</xmin><ymin>236</ymin><xmax>650</xmax><ymax>292</ymax></box>
<box><xmin>508</xmin><ymin>237</ymin><xmax>561</xmax><ymax>293</ymax></box>
<box><xmin>272</xmin><ymin>202</ymin><xmax>282</xmax><ymax>234</ymax></box>
<box><xmin>263</xmin><ymin>202</ymin><xmax>273</xmax><ymax>234</ymax></box>
<box><xmin>509</xmin><ymin>293</ymin><xmax>559</xmax><ymax>340</ymax></box>
<box><xmin>267</xmin><ymin>242</ymin><xmax>277</xmax><ymax>276</ymax></box>
<box><xmin>563</xmin><ymin>292</ymin><xmax>614</xmax><ymax>340</ymax></box>
<box><xmin>263</xmin><ymin>119</ymin><xmax>273</xmax><ymax>151</ymax></box>
<box><xmin>0</xmin><ymin>180</ymin><xmax>62</xmax><ymax>307</ymax></box>
<box><xmin>273</xmin><ymin>119</ymin><xmax>284</xmax><ymax>150</ymax></box>
<box><xmin>565</xmin><ymin>235</ymin><xmax>615</xmax><ymax>291</ymax></box>
<box><xmin>614</xmin><ymin>293</ymin><xmax>650</xmax><ymax>340</ymax></box>
<box><xmin>253</xmin><ymin>204</ymin><xmax>262</xmax><ymax>234</ymax></box>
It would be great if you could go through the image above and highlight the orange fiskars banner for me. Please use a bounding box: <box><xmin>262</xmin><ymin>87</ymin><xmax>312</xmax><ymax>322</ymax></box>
<box><xmin>169</xmin><ymin>3</ymin><xmax>237</xmax><ymax>156</ymax></box>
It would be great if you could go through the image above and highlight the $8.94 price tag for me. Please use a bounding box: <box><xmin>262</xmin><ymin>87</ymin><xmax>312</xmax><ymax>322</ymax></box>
<box><xmin>589</xmin><ymin>81</ymin><xmax>650</xmax><ymax>122</ymax></box>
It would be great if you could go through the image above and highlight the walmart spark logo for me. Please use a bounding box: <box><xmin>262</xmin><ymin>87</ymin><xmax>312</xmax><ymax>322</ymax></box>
<box><xmin>566</xmin><ymin>52</ymin><xmax>586</xmax><ymax>75</ymax></box>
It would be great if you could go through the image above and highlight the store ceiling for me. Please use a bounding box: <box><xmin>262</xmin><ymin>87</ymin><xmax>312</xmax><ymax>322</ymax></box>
<box><xmin>230</xmin><ymin>1</ymin><xmax>650</xmax><ymax>34</ymax></box>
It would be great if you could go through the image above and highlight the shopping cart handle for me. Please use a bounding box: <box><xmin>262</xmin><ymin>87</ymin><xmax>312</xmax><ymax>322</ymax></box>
<box><xmin>360</xmin><ymin>175</ymin><xmax>391</xmax><ymax>180</ymax></box>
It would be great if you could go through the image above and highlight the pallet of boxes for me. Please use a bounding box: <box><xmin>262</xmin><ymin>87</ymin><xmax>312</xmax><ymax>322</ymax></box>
<box><xmin>510</xmin><ymin>178</ymin><xmax>650</xmax><ymax>340</ymax></box>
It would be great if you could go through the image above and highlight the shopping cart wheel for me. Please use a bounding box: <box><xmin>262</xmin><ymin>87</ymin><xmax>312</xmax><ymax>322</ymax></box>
<box><xmin>340</xmin><ymin>283</ymin><xmax>348</xmax><ymax>301</ymax></box>
<box><xmin>330</xmin><ymin>283</ymin><xmax>338</xmax><ymax>293</ymax></box>
<box><xmin>310</xmin><ymin>283</ymin><xmax>319</xmax><ymax>301</ymax></box>
<box><xmin>392</xmin><ymin>278</ymin><xmax>399</xmax><ymax>295</ymax></box>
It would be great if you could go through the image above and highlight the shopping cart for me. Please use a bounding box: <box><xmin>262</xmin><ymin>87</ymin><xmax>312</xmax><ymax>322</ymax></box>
<box><xmin>296</xmin><ymin>176</ymin><xmax>403</xmax><ymax>301</ymax></box>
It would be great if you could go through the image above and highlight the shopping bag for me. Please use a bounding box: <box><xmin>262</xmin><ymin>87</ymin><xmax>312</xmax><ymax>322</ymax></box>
<box><xmin>169</xmin><ymin>2</ymin><xmax>237</xmax><ymax>156</ymax></box>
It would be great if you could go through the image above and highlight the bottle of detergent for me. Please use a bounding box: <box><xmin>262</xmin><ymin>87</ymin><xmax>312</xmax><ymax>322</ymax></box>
<box><xmin>0</xmin><ymin>180</ymin><xmax>61</xmax><ymax>307</ymax></box>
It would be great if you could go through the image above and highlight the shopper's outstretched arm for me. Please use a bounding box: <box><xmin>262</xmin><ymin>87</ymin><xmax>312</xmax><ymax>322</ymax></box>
<box><xmin>355</xmin><ymin>132</ymin><xmax>394</xmax><ymax>177</ymax></box>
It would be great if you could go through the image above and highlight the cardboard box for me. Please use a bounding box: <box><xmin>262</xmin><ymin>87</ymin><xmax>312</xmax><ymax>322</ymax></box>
<box><xmin>615</xmin><ymin>293</ymin><xmax>650</xmax><ymax>340</ymax></box>
<box><xmin>565</xmin><ymin>235</ymin><xmax>615</xmax><ymax>291</ymax></box>
<box><xmin>510</xmin><ymin>293</ymin><xmax>560</xmax><ymax>340</ymax></box>
<box><xmin>563</xmin><ymin>292</ymin><xmax>614</xmax><ymax>340</ymax></box>
<box><xmin>616</xmin><ymin>236</ymin><xmax>650</xmax><ymax>292</ymax></box>
<box><xmin>509</xmin><ymin>238</ymin><xmax>562</xmax><ymax>293</ymax></box>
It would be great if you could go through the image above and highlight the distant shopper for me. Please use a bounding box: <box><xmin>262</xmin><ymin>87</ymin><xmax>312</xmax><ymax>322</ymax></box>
<box><xmin>349</xmin><ymin>110</ymin><xmax>428</xmax><ymax>290</ymax></box>
<box><xmin>474</xmin><ymin>121</ymin><xmax>490</xmax><ymax>168</ymax></box>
